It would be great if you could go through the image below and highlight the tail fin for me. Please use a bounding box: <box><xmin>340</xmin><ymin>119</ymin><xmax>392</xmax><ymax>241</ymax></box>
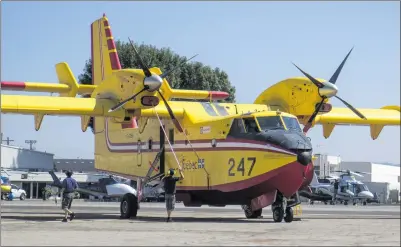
<box><xmin>48</xmin><ymin>171</ymin><xmax>63</xmax><ymax>188</ymax></box>
<box><xmin>310</xmin><ymin>171</ymin><xmax>320</xmax><ymax>186</ymax></box>
<box><xmin>91</xmin><ymin>14</ymin><xmax>121</xmax><ymax>85</ymax></box>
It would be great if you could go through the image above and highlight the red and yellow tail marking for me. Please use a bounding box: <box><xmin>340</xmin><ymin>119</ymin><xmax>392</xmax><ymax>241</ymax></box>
<box><xmin>91</xmin><ymin>13</ymin><xmax>121</xmax><ymax>85</ymax></box>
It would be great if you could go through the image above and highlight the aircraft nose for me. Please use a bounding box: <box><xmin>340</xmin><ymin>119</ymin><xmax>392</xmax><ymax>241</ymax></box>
<box><xmin>297</xmin><ymin>151</ymin><xmax>312</xmax><ymax>166</ymax></box>
<box><xmin>360</xmin><ymin>191</ymin><xmax>374</xmax><ymax>199</ymax></box>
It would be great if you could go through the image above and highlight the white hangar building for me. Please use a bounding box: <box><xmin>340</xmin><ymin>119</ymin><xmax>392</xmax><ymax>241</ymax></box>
<box><xmin>1</xmin><ymin>144</ymin><xmax>54</xmax><ymax>171</ymax></box>
<box><xmin>339</xmin><ymin>162</ymin><xmax>400</xmax><ymax>190</ymax></box>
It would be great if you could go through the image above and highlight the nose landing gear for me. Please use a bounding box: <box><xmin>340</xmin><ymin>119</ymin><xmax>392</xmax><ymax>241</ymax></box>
<box><xmin>272</xmin><ymin>191</ymin><xmax>298</xmax><ymax>223</ymax></box>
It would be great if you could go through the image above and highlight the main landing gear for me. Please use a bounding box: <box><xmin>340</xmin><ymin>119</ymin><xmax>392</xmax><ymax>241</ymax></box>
<box><xmin>120</xmin><ymin>193</ymin><xmax>139</xmax><ymax>219</ymax></box>
<box><xmin>242</xmin><ymin>205</ymin><xmax>263</xmax><ymax>219</ymax></box>
<box><xmin>241</xmin><ymin>192</ymin><xmax>298</xmax><ymax>223</ymax></box>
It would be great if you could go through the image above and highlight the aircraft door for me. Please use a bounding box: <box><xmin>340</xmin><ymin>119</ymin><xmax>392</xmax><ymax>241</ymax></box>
<box><xmin>137</xmin><ymin>140</ymin><xmax>142</xmax><ymax>167</ymax></box>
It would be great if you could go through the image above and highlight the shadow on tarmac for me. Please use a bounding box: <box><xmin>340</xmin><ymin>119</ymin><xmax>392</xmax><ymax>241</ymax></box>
<box><xmin>1</xmin><ymin>213</ymin><xmax>398</xmax><ymax>223</ymax></box>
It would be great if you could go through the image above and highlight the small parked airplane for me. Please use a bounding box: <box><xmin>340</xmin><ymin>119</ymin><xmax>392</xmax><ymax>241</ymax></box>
<box><xmin>48</xmin><ymin>171</ymin><xmax>137</xmax><ymax>201</ymax></box>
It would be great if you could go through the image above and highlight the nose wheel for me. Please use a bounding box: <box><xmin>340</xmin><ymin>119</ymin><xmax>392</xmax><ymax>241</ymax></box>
<box><xmin>273</xmin><ymin>206</ymin><xmax>294</xmax><ymax>223</ymax></box>
<box><xmin>272</xmin><ymin>191</ymin><xmax>297</xmax><ymax>223</ymax></box>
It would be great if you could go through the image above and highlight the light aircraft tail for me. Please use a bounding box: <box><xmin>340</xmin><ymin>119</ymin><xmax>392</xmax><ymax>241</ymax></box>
<box><xmin>310</xmin><ymin>171</ymin><xmax>320</xmax><ymax>186</ymax></box>
<box><xmin>90</xmin><ymin>14</ymin><xmax>121</xmax><ymax>85</ymax></box>
<box><xmin>48</xmin><ymin>171</ymin><xmax>63</xmax><ymax>188</ymax></box>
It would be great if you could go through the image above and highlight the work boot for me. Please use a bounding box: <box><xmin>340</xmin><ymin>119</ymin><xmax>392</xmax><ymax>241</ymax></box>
<box><xmin>69</xmin><ymin>212</ymin><xmax>75</xmax><ymax>221</ymax></box>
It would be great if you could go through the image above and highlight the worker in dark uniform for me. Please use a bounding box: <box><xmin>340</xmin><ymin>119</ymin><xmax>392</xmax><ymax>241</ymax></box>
<box><xmin>333</xmin><ymin>179</ymin><xmax>339</xmax><ymax>203</ymax></box>
<box><xmin>61</xmin><ymin>170</ymin><xmax>78</xmax><ymax>222</ymax></box>
<box><xmin>162</xmin><ymin>168</ymin><xmax>184</xmax><ymax>222</ymax></box>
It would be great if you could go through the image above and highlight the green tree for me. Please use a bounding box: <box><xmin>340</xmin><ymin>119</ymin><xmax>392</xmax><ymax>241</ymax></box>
<box><xmin>78</xmin><ymin>40</ymin><xmax>236</xmax><ymax>133</ymax></box>
<box><xmin>78</xmin><ymin>40</ymin><xmax>236</xmax><ymax>102</ymax></box>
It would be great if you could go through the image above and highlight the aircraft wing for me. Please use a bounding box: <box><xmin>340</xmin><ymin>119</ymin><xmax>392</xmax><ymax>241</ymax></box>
<box><xmin>1</xmin><ymin>95</ymin><xmax>125</xmax><ymax>118</ymax></box>
<box><xmin>312</xmin><ymin>106</ymin><xmax>400</xmax><ymax>139</ymax></box>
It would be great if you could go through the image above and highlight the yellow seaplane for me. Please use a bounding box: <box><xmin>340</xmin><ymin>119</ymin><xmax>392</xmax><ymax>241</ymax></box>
<box><xmin>1</xmin><ymin>14</ymin><xmax>399</xmax><ymax>222</ymax></box>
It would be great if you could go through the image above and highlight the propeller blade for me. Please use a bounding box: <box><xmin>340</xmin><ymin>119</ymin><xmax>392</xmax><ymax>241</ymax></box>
<box><xmin>334</xmin><ymin>95</ymin><xmax>367</xmax><ymax>120</ymax></box>
<box><xmin>329</xmin><ymin>47</ymin><xmax>354</xmax><ymax>84</ymax></box>
<box><xmin>303</xmin><ymin>98</ymin><xmax>325</xmax><ymax>133</ymax></box>
<box><xmin>157</xmin><ymin>89</ymin><xmax>184</xmax><ymax>133</ymax></box>
<box><xmin>160</xmin><ymin>54</ymin><xmax>199</xmax><ymax>79</ymax></box>
<box><xmin>128</xmin><ymin>37</ymin><xmax>152</xmax><ymax>77</ymax></box>
<box><xmin>292</xmin><ymin>63</ymin><xmax>325</xmax><ymax>88</ymax></box>
<box><xmin>108</xmin><ymin>87</ymin><xmax>148</xmax><ymax>113</ymax></box>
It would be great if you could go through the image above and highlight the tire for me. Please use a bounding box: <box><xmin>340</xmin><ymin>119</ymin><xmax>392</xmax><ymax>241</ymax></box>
<box><xmin>284</xmin><ymin>207</ymin><xmax>293</xmax><ymax>223</ymax></box>
<box><xmin>20</xmin><ymin>193</ymin><xmax>26</xmax><ymax>200</ymax></box>
<box><xmin>273</xmin><ymin>207</ymin><xmax>284</xmax><ymax>222</ymax></box>
<box><xmin>363</xmin><ymin>201</ymin><xmax>367</xmax><ymax>206</ymax></box>
<box><xmin>120</xmin><ymin>194</ymin><xmax>138</xmax><ymax>219</ymax></box>
<box><xmin>1</xmin><ymin>194</ymin><xmax>6</xmax><ymax>200</ymax></box>
<box><xmin>344</xmin><ymin>201</ymin><xmax>348</xmax><ymax>205</ymax></box>
<box><xmin>244</xmin><ymin>206</ymin><xmax>262</xmax><ymax>219</ymax></box>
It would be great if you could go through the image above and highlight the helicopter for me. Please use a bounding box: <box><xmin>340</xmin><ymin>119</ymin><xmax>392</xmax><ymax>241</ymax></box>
<box><xmin>1</xmin><ymin>14</ymin><xmax>399</xmax><ymax>223</ymax></box>
<box><xmin>300</xmin><ymin>169</ymin><xmax>374</xmax><ymax>205</ymax></box>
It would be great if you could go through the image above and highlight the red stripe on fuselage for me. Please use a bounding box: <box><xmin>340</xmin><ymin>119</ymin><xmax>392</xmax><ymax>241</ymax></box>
<box><xmin>177</xmin><ymin>160</ymin><xmax>309</xmax><ymax>197</ymax></box>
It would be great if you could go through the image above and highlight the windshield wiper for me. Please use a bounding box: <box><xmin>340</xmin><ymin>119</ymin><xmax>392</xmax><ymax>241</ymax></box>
<box><xmin>263</xmin><ymin>127</ymin><xmax>284</xmax><ymax>131</ymax></box>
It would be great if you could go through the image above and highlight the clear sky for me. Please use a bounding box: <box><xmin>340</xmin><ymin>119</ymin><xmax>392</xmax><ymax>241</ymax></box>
<box><xmin>1</xmin><ymin>1</ymin><xmax>400</xmax><ymax>164</ymax></box>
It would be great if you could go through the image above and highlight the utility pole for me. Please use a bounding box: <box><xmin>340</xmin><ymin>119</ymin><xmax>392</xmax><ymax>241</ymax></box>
<box><xmin>1</xmin><ymin>133</ymin><xmax>15</xmax><ymax>145</ymax></box>
<box><xmin>25</xmin><ymin>140</ymin><xmax>37</xmax><ymax>150</ymax></box>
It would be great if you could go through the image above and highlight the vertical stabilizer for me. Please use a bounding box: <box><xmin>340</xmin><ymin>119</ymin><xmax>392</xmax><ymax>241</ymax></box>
<box><xmin>91</xmin><ymin>14</ymin><xmax>121</xmax><ymax>85</ymax></box>
<box><xmin>49</xmin><ymin>171</ymin><xmax>63</xmax><ymax>188</ymax></box>
<box><xmin>310</xmin><ymin>171</ymin><xmax>320</xmax><ymax>186</ymax></box>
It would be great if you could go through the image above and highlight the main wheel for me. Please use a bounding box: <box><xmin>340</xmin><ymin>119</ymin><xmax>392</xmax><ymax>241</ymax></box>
<box><xmin>20</xmin><ymin>193</ymin><xmax>26</xmax><ymax>200</ymax></box>
<box><xmin>244</xmin><ymin>207</ymin><xmax>262</xmax><ymax>219</ymax></box>
<box><xmin>272</xmin><ymin>207</ymin><xmax>284</xmax><ymax>222</ymax></box>
<box><xmin>363</xmin><ymin>201</ymin><xmax>367</xmax><ymax>206</ymax></box>
<box><xmin>120</xmin><ymin>194</ymin><xmax>138</xmax><ymax>219</ymax></box>
<box><xmin>284</xmin><ymin>207</ymin><xmax>294</xmax><ymax>223</ymax></box>
<box><xmin>344</xmin><ymin>201</ymin><xmax>348</xmax><ymax>205</ymax></box>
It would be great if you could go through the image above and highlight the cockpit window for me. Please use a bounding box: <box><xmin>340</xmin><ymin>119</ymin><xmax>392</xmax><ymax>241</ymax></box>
<box><xmin>244</xmin><ymin>118</ymin><xmax>260</xmax><ymax>133</ymax></box>
<box><xmin>282</xmin><ymin>116</ymin><xmax>302</xmax><ymax>132</ymax></box>
<box><xmin>256</xmin><ymin>116</ymin><xmax>284</xmax><ymax>131</ymax></box>
<box><xmin>355</xmin><ymin>184</ymin><xmax>369</xmax><ymax>192</ymax></box>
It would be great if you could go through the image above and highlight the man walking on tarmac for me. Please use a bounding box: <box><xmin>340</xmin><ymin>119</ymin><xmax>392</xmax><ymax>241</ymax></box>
<box><xmin>163</xmin><ymin>168</ymin><xmax>184</xmax><ymax>222</ymax></box>
<box><xmin>333</xmin><ymin>179</ymin><xmax>339</xmax><ymax>203</ymax></box>
<box><xmin>61</xmin><ymin>170</ymin><xmax>78</xmax><ymax>222</ymax></box>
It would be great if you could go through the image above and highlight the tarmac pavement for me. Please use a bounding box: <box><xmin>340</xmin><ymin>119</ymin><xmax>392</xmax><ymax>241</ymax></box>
<box><xmin>1</xmin><ymin>200</ymin><xmax>400</xmax><ymax>246</ymax></box>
